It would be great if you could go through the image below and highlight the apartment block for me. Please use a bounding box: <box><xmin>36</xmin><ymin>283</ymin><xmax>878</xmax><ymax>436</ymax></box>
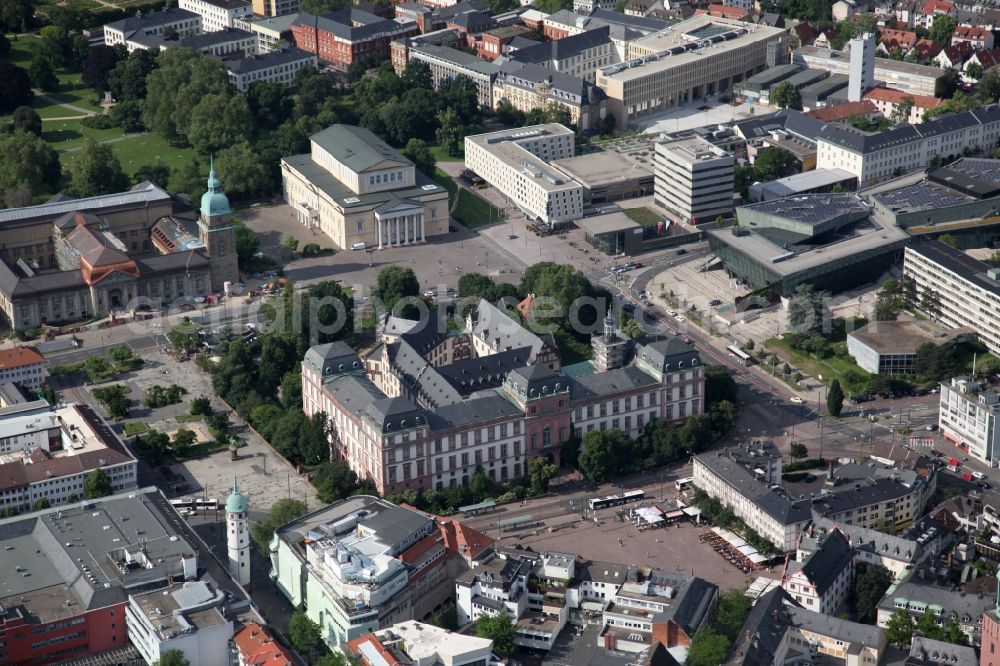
<box><xmin>503</xmin><ymin>26</ymin><xmax>617</xmax><ymax>83</ymax></box>
<box><xmin>817</xmin><ymin>105</ymin><xmax>1000</xmax><ymax>183</ymax></box>
<box><xmin>125</xmin><ymin>581</ymin><xmax>233</xmax><ymax>666</ymax></box>
<box><xmin>0</xmin><ymin>347</ymin><xmax>46</xmax><ymax>389</ymax></box>
<box><xmin>938</xmin><ymin>377</ymin><xmax>1000</xmax><ymax>464</ymax></box>
<box><xmin>903</xmin><ymin>240</ymin><xmax>1000</xmax><ymax>356</ymax></box>
<box><xmin>251</xmin><ymin>0</ymin><xmax>299</xmax><ymax>17</ymax></box>
<box><xmin>223</xmin><ymin>45</ymin><xmax>317</xmax><ymax>92</ymax></box>
<box><xmin>103</xmin><ymin>8</ymin><xmax>202</xmax><ymax>50</ymax></box>
<box><xmin>654</xmin><ymin>136</ymin><xmax>734</xmax><ymax>224</ymax></box>
<box><xmin>291</xmin><ymin>9</ymin><xmax>419</xmax><ymax>70</ymax></box>
<box><xmin>179</xmin><ymin>0</ymin><xmax>252</xmax><ymax>31</ymax></box>
<box><xmin>392</xmin><ymin>39</ymin><xmax>498</xmax><ymax>109</ymax></box>
<box><xmin>236</xmin><ymin>12</ymin><xmax>299</xmax><ymax>50</ymax></box>
<box><xmin>464</xmin><ymin>125</ymin><xmax>583</xmax><ymax>227</ymax></box>
<box><xmin>595</xmin><ymin>16</ymin><xmax>786</xmax><ymax>130</ymax></box>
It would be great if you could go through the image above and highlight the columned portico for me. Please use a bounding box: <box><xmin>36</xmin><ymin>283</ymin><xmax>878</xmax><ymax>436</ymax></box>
<box><xmin>375</xmin><ymin>208</ymin><xmax>426</xmax><ymax>249</ymax></box>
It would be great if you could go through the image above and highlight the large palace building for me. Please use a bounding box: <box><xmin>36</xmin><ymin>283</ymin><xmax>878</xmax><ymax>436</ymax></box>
<box><xmin>302</xmin><ymin>303</ymin><xmax>705</xmax><ymax>495</ymax></box>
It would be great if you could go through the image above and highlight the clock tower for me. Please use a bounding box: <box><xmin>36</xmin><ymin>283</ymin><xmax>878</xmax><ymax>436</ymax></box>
<box><xmin>199</xmin><ymin>159</ymin><xmax>238</xmax><ymax>292</ymax></box>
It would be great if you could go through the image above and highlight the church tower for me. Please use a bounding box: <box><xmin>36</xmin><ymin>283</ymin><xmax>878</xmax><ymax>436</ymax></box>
<box><xmin>226</xmin><ymin>477</ymin><xmax>251</xmax><ymax>588</ymax></box>
<box><xmin>199</xmin><ymin>159</ymin><xmax>239</xmax><ymax>293</ymax></box>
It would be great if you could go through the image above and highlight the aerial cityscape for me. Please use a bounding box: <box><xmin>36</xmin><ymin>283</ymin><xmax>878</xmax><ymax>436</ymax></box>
<box><xmin>3</xmin><ymin>0</ymin><xmax>1000</xmax><ymax>664</ymax></box>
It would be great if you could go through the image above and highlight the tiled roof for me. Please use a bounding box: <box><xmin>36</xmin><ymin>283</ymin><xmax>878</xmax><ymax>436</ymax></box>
<box><xmin>0</xmin><ymin>347</ymin><xmax>44</xmax><ymax>369</ymax></box>
<box><xmin>806</xmin><ymin>99</ymin><xmax>877</xmax><ymax>122</ymax></box>
<box><xmin>234</xmin><ymin>623</ymin><xmax>295</xmax><ymax>666</ymax></box>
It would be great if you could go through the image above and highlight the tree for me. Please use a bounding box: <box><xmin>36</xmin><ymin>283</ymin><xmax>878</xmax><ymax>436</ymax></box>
<box><xmin>250</xmin><ymin>498</ymin><xmax>307</xmax><ymax>555</ymax></box>
<box><xmin>578</xmin><ymin>429</ymin><xmax>630</xmax><ymax>482</ymax></box>
<box><xmin>890</xmin><ymin>95</ymin><xmax>915</xmax><ymax>125</ymax></box>
<box><xmin>83</xmin><ymin>44</ymin><xmax>120</xmax><ymax>91</ymax></box>
<box><xmin>28</xmin><ymin>55</ymin><xmax>59</xmax><ymax>92</ymax></box>
<box><xmin>49</xmin><ymin>4</ymin><xmax>93</xmax><ymax>31</ymax></box>
<box><xmin>885</xmin><ymin>608</ymin><xmax>915</xmax><ymax>647</ymax></box>
<box><xmin>827</xmin><ymin>379</ymin><xmax>845</xmax><ymax>417</ymax></box>
<box><xmin>436</xmin><ymin>107</ymin><xmax>465</xmax><ymax>156</ymax></box>
<box><xmin>38</xmin><ymin>25</ymin><xmax>72</xmax><ymax>67</ymax></box>
<box><xmin>401</xmin><ymin>138</ymin><xmax>436</xmax><ymax>176</ymax></box>
<box><xmin>168</xmin><ymin>320</ymin><xmax>202</xmax><ymax>354</ymax></box>
<box><xmin>470</xmin><ymin>466</ymin><xmax>491</xmax><ymax>499</ymax></box>
<box><xmin>853</xmin><ymin>564</ymin><xmax>892</xmax><ymax>622</ymax></box>
<box><xmin>168</xmin><ymin>158</ymin><xmax>206</xmax><ymax>204</ymax></box>
<box><xmin>143</xmin><ymin>48</ymin><xmax>230</xmax><ymax>145</ymax></box>
<box><xmin>476</xmin><ymin>612</ymin><xmax>516</xmax><ymax>657</ymax></box>
<box><xmin>0</xmin><ymin>0</ymin><xmax>32</xmax><ymax>33</ymax></box>
<box><xmin>216</xmin><ymin>141</ymin><xmax>272</xmax><ymax>198</ymax></box>
<box><xmin>913</xmin><ymin>342</ymin><xmax>955</xmax><ymax>380</ymax></box>
<box><xmin>939</xmin><ymin>233</ymin><xmax>959</xmax><ymax>249</ymax></box>
<box><xmin>301</xmin><ymin>0</ymin><xmax>353</xmax><ymax>11</ymax></box>
<box><xmin>373</xmin><ymin>265</ymin><xmax>421</xmax><ymax>316</ymax></box>
<box><xmin>83</xmin><ymin>468</ymin><xmax>114</xmax><ymax>499</ymax></box>
<box><xmin>247</xmin><ymin>80</ymin><xmax>291</xmax><ymax>130</ymax></box>
<box><xmin>787</xmin><ymin>284</ymin><xmax>829</xmax><ymax>337</ymax></box>
<box><xmin>919</xmin><ymin>287</ymin><xmax>942</xmax><ymax>320</ymax></box>
<box><xmin>190</xmin><ymin>395</ymin><xmax>213</xmax><ymax>416</ymax></box>
<box><xmin>519</xmin><ymin>262</ymin><xmax>605</xmax><ymax>332</ymax></box>
<box><xmin>234</xmin><ymin>221</ymin><xmax>261</xmax><ymax>268</ymax></box>
<box><xmin>152</xmin><ymin>650</ymin><xmax>190</xmax><ymax>666</ymax></box>
<box><xmin>714</xmin><ymin>588</ymin><xmax>751</xmax><ymax>639</ymax></box>
<box><xmin>687</xmin><ymin>625</ymin><xmax>731</xmax><ymax>666</ymax></box>
<box><xmin>110</xmin><ymin>99</ymin><xmax>145</xmax><ymax>132</ymax></box>
<box><xmin>0</xmin><ymin>63</ymin><xmax>33</xmax><ymax>112</ymax></box>
<box><xmin>705</xmin><ymin>365</ymin><xmax>739</xmax><ymax>406</ymax></box>
<box><xmin>109</xmin><ymin>49</ymin><xmax>158</xmax><ymax>102</ymax></box>
<box><xmin>929</xmin><ymin>15</ymin><xmax>958</xmax><ymax>46</ymax></box>
<box><xmin>134</xmin><ymin>164</ymin><xmax>171</xmax><ymax>188</ymax></box>
<box><xmin>172</xmin><ymin>428</ymin><xmax>197</xmax><ymax>452</ymax></box>
<box><xmin>312</xmin><ymin>460</ymin><xmax>360</xmax><ymax>503</ymax></box>
<box><xmin>188</xmin><ymin>93</ymin><xmax>253</xmax><ymax>155</ymax></box>
<box><xmin>979</xmin><ymin>68</ymin><xmax>1000</xmax><ymax>102</ymax></box>
<box><xmin>528</xmin><ymin>456</ymin><xmax>558</xmax><ymax>494</ymax></box>
<box><xmin>0</xmin><ymin>32</ymin><xmax>8</xmax><ymax>58</ymax></box>
<box><xmin>0</xmin><ymin>131</ymin><xmax>61</xmax><ymax>204</ymax></box>
<box><xmin>288</xmin><ymin>611</ymin><xmax>327</xmax><ymax>659</ymax></box>
<box><xmin>790</xmin><ymin>442</ymin><xmax>808</xmax><ymax>459</ymax></box>
<box><xmin>752</xmin><ymin>147</ymin><xmax>797</xmax><ymax>182</ymax></box>
<box><xmin>401</xmin><ymin>59</ymin><xmax>433</xmax><ymax>91</ymax></box>
<box><xmin>68</xmin><ymin>141</ymin><xmax>130</xmax><ymax>198</ymax></box>
<box><xmin>966</xmin><ymin>62</ymin><xmax>984</xmax><ymax>82</ymax></box>
<box><xmin>560</xmin><ymin>435</ymin><xmax>581</xmax><ymax>470</ymax></box>
<box><xmin>11</xmin><ymin>105</ymin><xmax>41</xmax><ymax>136</ymax></box>
<box><xmin>282</xmin><ymin>235</ymin><xmax>299</xmax><ymax>254</ymax></box>
<box><xmin>770</xmin><ymin>81</ymin><xmax>800</xmax><ymax>109</ymax></box>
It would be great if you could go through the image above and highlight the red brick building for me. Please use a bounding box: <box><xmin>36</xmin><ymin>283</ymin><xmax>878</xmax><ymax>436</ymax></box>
<box><xmin>292</xmin><ymin>9</ymin><xmax>419</xmax><ymax>70</ymax></box>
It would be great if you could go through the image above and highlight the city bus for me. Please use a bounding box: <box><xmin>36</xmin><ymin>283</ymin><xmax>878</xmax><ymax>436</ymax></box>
<box><xmin>588</xmin><ymin>490</ymin><xmax>645</xmax><ymax>511</ymax></box>
<box><xmin>169</xmin><ymin>499</ymin><xmax>194</xmax><ymax>510</ymax></box>
<box><xmin>674</xmin><ymin>477</ymin><xmax>694</xmax><ymax>492</ymax></box>
<box><xmin>195</xmin><ymin>498</ymin><xmax>219</xmax><ymax>510</ymax></box>
<box><xmin>726</xmin><ymin>345</ymin><xmax>753</xmax><ymax>366</ymax></box>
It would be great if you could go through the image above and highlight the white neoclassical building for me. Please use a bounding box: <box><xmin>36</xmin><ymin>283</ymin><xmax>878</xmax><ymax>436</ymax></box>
<box><xmin>281</xmin><ymin>125</ymin><xmax>449</xmax><ymax>250</ymax></box>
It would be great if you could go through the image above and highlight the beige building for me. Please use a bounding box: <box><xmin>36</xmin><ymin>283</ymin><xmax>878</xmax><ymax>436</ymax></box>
<box><xmin>793</xmin><ymin>45</ymin><xmax>945</xmax><ymax>97</ymax></box>
<box><xmin>596</xmin><ymin>16</ymin><xmax>786</xmax><ymax>130</ymax></box>
<box><xmin>281</xmin><ymin>124</ymin><xmax>449</xmax><ymax>250</ymax></box>
<box><xmin>251</xmin><ymin>0</ymin><xmax>298</xmax><ymax>17</ymax></box>
<box><xmin>494</xmin><ymin>62</ymin><xmax>608</xmax><ymax>131</ymax></box>
<box><xmin>464</xmin><ymin>124</ymin><xmax>583</xmax><ymax>226</ymax></box>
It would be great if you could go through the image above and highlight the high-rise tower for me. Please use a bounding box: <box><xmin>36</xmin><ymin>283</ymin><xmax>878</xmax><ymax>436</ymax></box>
<box><xmin>199</xmin><ymin>159</ymin><xmax>239</xmax><ymax>293</ymax></box>
<box><xmin>226</xmin><ymin>477</ymin><xmax>251</xmax><ymax>588</ymax></box>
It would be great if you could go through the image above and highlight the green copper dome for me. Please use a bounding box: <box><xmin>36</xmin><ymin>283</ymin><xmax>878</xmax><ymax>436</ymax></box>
<box><xmin>200</xmin><ymin>157</ymin><xmax>231</xmax><ymax>217</ymax></box>
<box><xmin>226</xmin><ymin>477</ymin><xmax>249</xmax><ymax>513</ymax></box>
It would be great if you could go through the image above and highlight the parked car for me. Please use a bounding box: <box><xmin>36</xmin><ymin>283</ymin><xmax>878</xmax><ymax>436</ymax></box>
<box><xmin>675</xmin><ymin>248</ymin><xmax>687</xmax><ymax>255</ymax></box>
<box><xmin>709</xmin><ymin>299</ymin><xmax>722</xmax><ymax>306</ymax></box>
<box><xmin>790</xmin><ymin>397</ymin><xmax>804</xmax><ymax>404</ymax></box>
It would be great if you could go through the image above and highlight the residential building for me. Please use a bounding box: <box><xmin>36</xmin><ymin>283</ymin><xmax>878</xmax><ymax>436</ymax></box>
<box><xmin>268</xmin><ymin>496</ymin><xmax>457</xmax><ymax>648</ymax></box>
<box><xmin>694</xmin><ymin>445</ymin><xmax>934</xmax><ymax>552</ymax></box>
<box><xmin>863</xmin><ymin>87</ymin><xmax>943</xmax><ymax>124</ymax></box>
<box><xmin>503</xmin><ymin>26</ymin><xmax>617</xmax><ymax>82</ymax></box>
<box><xmin>938</xmin><ymin>377</ymin><xmax>1000</xmax><ymax>464</ymax></box>
<box><xmin>125</xmin><ymin>581</ymin><xmax>233</xmax><ymax>666</ymax></box>
<box><xmin>0</xmin><ymin>347</ymin><xmax>45</xmax><ymax>389</ymax></box>
<box><xmin>808</xmin><ymin>514</ymin><xmax>924</xmax><ymax>577</ymax></box>
<box><xmin>780</xmin><ymin>527</ymin><xmax>854</xmax><ymax>615</ymax></box>
<box><xmin>0</xmin><ymin>402</ymin><xmax>138</xmax><ymax>512</ymax></box>
<box><xmin>877</xmin><ymin>577</ymin><xmax>993</xmax><ymax>646</ymax></box>
<box><xmin>727</xmin><ymin>587</ymin><xmax>887</xmax><ymax>665</ymax></box>
<box><xmin>234</xmin><ymin>623</ymin><xmax>295</xmax><ymax>666</ymax></box>
<box><xmin>952</xmin><ymin>24</ymin><xmax>994</xmax><ymax>50</ymax></box>
<box><xmin>847</xmin><ymin>320</ymin><xmax>975</xmax><ymax>375</ymax></box>
<box><xmin>236</xmin><ymin>12</ymin><xmax>299</xmax><ymax>50</ymax></box>
<box><xmin>918</xmin><ymin>0</ymin><xmax>956</xmax><ymax>28</ymax></box>
<box><xmin>541</xmin><ymin>9</ymin><xmax>670</xmax><ymax>49</ymax></box>
<box><xmin>595</xmin><ymin>16</ymin><xmax>786</xmax><ymax>130</ymax></box>
<box><xmin>251</xmin><ymin>0</ymin><xmax>299</xmax><ymax>18</ymax></box>
<box><xmin>816</xmin><ymin>105</ymin><xmax>1000</xmax><ymax>183</ymax></box>
<box><xmin>903</xmin><ymin>240</ymin><xmax>1000</xmax><ymax>356</ymax></box>
<box><xmin>908</xmin><ymin>636</ymin><xmax>977</xmax><ymax>666</ymax></box>
<box><xmin>103</xmin><ymin>8</ymin><xmax>202</xmax><ymax>50</ymax></box>
<box><xmin>281</xmin><ymin>124</ymin><xmax>449</xmax><ymax>251</ymax></box>
<box><xmin>793</xmin><ymin>45</ymin><xmax>946</xmax><ymax>97</ymax></box>
<box><xmin>179</xmin><ymin>0</ymin><xmax>252</xmax><ymax>31</ymax></box>
<box><xmin>291</xmin><ymin>9</ymin><xmax>419</xmax><ymax>70</ymax></box>
<box><xmin>494</xmin><ymin>61</ymin><xmax>607</xmax><ymax>130</ymax></box>
<box><xmin>222</xmin><ymin>45</ymin><xmax>318</xmax><ymax>92</ymax></box>
<box><xmin>464</xmin><ymin>124</ymin><xmax>584</xmax><ymax>227</ymax></box>
<box><xmin>391</xmin><ymin>39</ymin><xmax>498</xmax><ymax>109</ymax></box>
<box><xmin>654</xmin><ymin>136</ymin><xmax>734</xmax><ymax>224</ymax></box>
<box><xmin>0</xmin><ymin>488</ymin><xmax>248</xmax><ymax>666</ymax></box>
<box><xmin>346</xmin><ymin>621</ymin><xmax>493</xmax><ymax>666</ymax></box>
<box><xmin>177</xmin><ymin>27</ymin><xmax>257</xmax><ymax>55</ymax></box>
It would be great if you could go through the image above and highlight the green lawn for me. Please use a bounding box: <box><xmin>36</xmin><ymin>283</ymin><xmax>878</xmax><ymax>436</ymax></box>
<box><xmin>623</xmin><ymin>207</ymin><xmax>665</xmax><ymax>226</ymax></box>
<box><xmin>44</xmin><ymin>83</ymin><xmax>102</xmax><ymax>112</ymax></box>
<box><xmin>433</xmin><ymin>167</ymin><xmax>458</xmax><ymax>206</ymax></box>
<box><xmin>429</xmin><ymin>143</ymin><xmax>463</xmax><ymax>163</ymax></box>
<box><xmin>453</xmin><ymin>188</ymin><xmax>503</xmax><ymax>228</ymax></box>
<box><xmin>108</xmin><ymin>132</ymin><xmax>198</xmax><ymax>177</ymax></box>
<box><xmin>767</xmin><ymin>336</ymin><xmax>869</xmax><ymax>391</ymax></box>
<box><xmin>4</xmin><ymin>37</ymin><xmax>37</xmax><ymax>68</ymax></box>
<box><xmin>42</xmin><ymin>119</ymin><xmax>121</xmax><ymax>151</ymax></box>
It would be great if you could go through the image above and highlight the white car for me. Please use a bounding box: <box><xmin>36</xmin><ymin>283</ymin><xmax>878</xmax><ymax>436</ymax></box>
<box><xmin>974</xmin><ymin>471</ymin><xmax>986</xmax><ymax>480</ymax></box>
<box><xmin>675</xmin><ymin>316</ymin><xmax>687</xmax><ymax>323</ymax></box>
<box><xmin>666</xmin><ymin>309</ymin><xmax>677</xmax><ymax>316</ymax></box>
<box><xmin>790</xmin><ymin>397</ymin><xmax>804</xmax><ymax>404</ymax></box>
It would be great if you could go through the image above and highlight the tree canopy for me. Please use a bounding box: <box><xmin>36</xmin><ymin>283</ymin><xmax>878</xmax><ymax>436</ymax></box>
<box><xmin>476</xmin><ymin>612</ymin><xmax>516</xmax><ymax>657</ymax></box>
<box><xmin>83</xmin><ymin>468</ymin><xmax>114</xmax><ymax>499</ymax></box>
<box><xmin>67</xmin><ymin>140</ymin><xmax>130</xmax><ymax>198</ymax></box>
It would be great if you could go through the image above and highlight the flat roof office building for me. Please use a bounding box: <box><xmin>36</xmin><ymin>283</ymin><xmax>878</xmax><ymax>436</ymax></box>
<box><xmin>654</xmin><ymin>136</ymin><xmax>734</xmax><ymax>224</ymax></box>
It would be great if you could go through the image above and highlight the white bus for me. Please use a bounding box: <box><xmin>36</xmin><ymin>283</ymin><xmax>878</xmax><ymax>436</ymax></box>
<box><xmin>675</xmin><ymin>477</ymin><xmax>694</xmax><ymax>492</ymax></box>
<box><xmin>726</xmin><ymin>345</ymin><xmax>753</xmax><ymax>366</ymax></box>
